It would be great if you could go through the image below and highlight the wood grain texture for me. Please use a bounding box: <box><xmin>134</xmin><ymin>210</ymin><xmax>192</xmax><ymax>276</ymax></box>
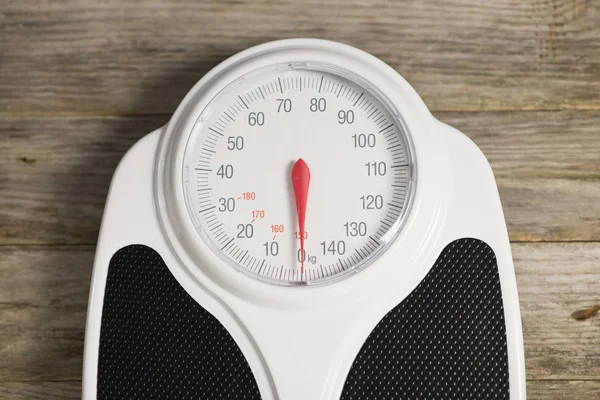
<box><xmin>0</xmin><ymin>243</ymin><xmax>598</xmax><ymax>382</ymax></box>
<box><xmin>0</xmin><ymin>382</ymin><xmax>81</xmax><ymax>400</ymax></box>
<box><xmin>0</xmin><ymin>0</ymin><xmax>599</xmax><ymax>115</ymax></box>
<box><xmin>441</xmin><ymin>110</ymin><xmax>600</xmax><ymax>242</ymax></box>
<box><xmin>0</xmin><ymin>115</ymin><xmax>167</xmax><ymax>244</ymax></box>
<box><xmin>0</xmin><ymin>247</ymin><xmax>90</xmax><ymax>382</ymax></box>
<box><xmin>515</xmin><ymin>243</ymin><xmax>600</xmax><ymax>380</ymax></box>
<box><xmin>527</xmin><ymin>381</ymin><xmax>600</xmax><ymax>399</ymax></box>
<box><xmin>1</xmin><ymin>1</ymin><xmax>599</xmax><ymax>398</ymax></box>
<box><xmin>2</xmin><ymin>111</ymin><xmax>598</xmax><ymax>245</ymax></box>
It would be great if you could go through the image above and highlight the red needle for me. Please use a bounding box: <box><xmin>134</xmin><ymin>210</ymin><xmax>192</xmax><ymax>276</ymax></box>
<box><xmin>291</xmin><ymin>158</ymin><xmax>310</xmax><ymax>274</ymax></box>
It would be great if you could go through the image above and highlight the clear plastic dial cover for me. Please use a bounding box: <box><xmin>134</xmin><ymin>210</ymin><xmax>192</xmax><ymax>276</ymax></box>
<box><xmin>182</xmin><ymin>64</ymin><xmax>415</xmax><ymax>285</ymax></box>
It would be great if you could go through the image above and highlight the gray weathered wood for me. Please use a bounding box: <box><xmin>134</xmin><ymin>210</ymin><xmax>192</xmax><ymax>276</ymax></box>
<box><xmin>2</xmin><ymin>111</ymin><xmax>598</xmax><ymax>245</ymax></box>
<box><xmin>0</xmin><ymin>246</ymin><xmax>91</xmax><ymax>339</ymax></box>
<box><xmin>528</xmin><ymin>381</ymin><xmax>600</xmax><ymax>399</ymax></box>
<box><xmin>442</xmin><ymin>111</ymin><xmax>600</xmax><ymax>242</ymax></box>
<box><xmin>0</xmin><ymin>243</ymin><xmax>598</xmax><ymax>381</ymax></box>
<box><xmin>0</xmin><ymin>116</ymin><xmax>167</xmax><ymax>244</ymax></box>
<box><xmin>515</xmin><ymin>243</ymin><xmax>600</xmax><ymax>380</ymax></box>
<box><xmin>0</xmin><ymin>1</ymin><xmax>599</xmax><ymax>115</ymax></box>
<box><xmin>0</xmin><ymin>247</ymin><xmax>90</xmax><ymax>382</ymax></box>
<box><xmin>0</xmin><ymin>382</ymin><xmax>81</xmax><ymax>400</ymax></box>
<box><xmin>1</xmin><ymin>2</ymin><xmax>599</xmax><ymax>398</ymax></box>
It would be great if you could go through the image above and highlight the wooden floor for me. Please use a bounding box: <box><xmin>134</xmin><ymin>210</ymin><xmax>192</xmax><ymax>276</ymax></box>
<box><xmin>1</xmin><ymin>1</ymin><xmax>599</xmax><ymax>399</ymax></box>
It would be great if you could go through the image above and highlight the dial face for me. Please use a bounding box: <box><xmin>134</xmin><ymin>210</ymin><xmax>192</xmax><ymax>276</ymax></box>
<box><xmin>183</xmin><ymin>65</ymin><xmax>414</xmax><ymax>285</ymax></box>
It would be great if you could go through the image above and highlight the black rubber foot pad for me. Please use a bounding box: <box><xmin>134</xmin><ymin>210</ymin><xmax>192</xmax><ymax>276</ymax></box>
<box><xmin>98</xmin><ymin>245</ymin><xmax>261</xmax><ymax>399</ymax></box>
<box><xmin>97</xmin><ymin>239</ymin><xmax>509</xmax><ymax>399</ymax></box>
<box><xmin>341</xmin><ymin>238</ymin><xmax>509</xmax><ymax>399</ymax></box>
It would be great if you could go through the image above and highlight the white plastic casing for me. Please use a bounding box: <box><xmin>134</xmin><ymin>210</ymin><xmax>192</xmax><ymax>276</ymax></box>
<box><xmin>82</xmin><ymin>39</ymin><xmax>526</xmax><ymax>400</ymax></box>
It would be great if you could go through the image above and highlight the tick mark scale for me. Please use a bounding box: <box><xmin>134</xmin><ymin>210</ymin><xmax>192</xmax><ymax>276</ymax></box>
<box><xmin>185</xmin><ymin>65</ymin><xmax>413</xmax><ymax>285</ymax></box>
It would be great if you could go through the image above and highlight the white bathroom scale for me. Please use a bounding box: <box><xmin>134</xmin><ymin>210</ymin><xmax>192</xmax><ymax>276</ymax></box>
<box><xmin>82</xmin><ymin>39</ymin><xmax>526</xmax><ymax>400</ymax></box>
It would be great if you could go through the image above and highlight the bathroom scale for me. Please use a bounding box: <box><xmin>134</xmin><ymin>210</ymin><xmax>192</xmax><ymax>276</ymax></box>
<box><xmin>82</xmin><ymin>39</ymin><xmax>526</xmax><ymax>399</ymax></box>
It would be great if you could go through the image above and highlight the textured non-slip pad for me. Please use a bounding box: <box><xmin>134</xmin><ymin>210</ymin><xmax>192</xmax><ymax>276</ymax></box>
<box><xmin>98</xmin><ymin>239</ymin><xmax>509</xmax><ymax>399</ymax></box>
<box><xmin>98</xmin><ymin>245</ymin><xmax>261</xmax><ymax>399</ymax></box>
<box><xmin>341</xmin><ymin>238</ymin><xmax>509</xmax><ymax>399</ymax></box>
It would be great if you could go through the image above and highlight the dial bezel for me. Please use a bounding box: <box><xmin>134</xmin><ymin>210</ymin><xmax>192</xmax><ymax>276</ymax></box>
<box><xmin>181</xmin><ymin>63</ymin><xmax>416</xmax><ymax>286</ymax></box>
<box><xmin>155</xmin><ymin>39</ymin><xmax>443</xmax><ymax>307</ymax></box>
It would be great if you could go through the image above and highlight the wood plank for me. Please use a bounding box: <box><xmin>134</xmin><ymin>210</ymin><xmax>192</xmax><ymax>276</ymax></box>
<box><xmin>440</xmin><ymin>111</ymin><xmax>600</xmax><ymax>242</ymax></box>
<box><xmin>0</xmin><ymin>336</ymin><xmax>83</xmax><ymax>382</ymax></box>
<box><xmin>0</xmin><ymin>247</ymin><xmax>91</xmax><ymax>382</ymax></box>
<box><xmin>527</xmin><ymin>381</ymin><xmax>600</xmax><ymax>399</ymax></box>
<box><xmin>0</xmin><ymin>115</ymin><xmax>167</xmax><ymax>244</ymax></box>
<box><xmin>1</xmin><ymin>380</ymin><xmax>599</xmax><ymax>400</ymax></box>
<box><xmin>0</xmin><ymin>1</ymin><xmax>599</xmax><ymax>115</ymax></box>
<box><xmin>2</xmin><ymin>111</ymin><xmax>599</xmax><ymax>244</ymax></box>
<box><xmin>515</xmin><ymin>243</ymin><xmax>600</xmax><ymax>380</ymax></box>
<box><xmin>0</xmin><ymin>246</ymin><xmax>92</xmax><ymax>338</ymax></box>
<box><xmin>0</xmin><ymin>243</ymin><xmax>598</xmax><ymax>381</ymax></box>
<box><xmin>0</xmin><ymin>382</ymin><xmax>80</xmax><ymax>399</ymax></box>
